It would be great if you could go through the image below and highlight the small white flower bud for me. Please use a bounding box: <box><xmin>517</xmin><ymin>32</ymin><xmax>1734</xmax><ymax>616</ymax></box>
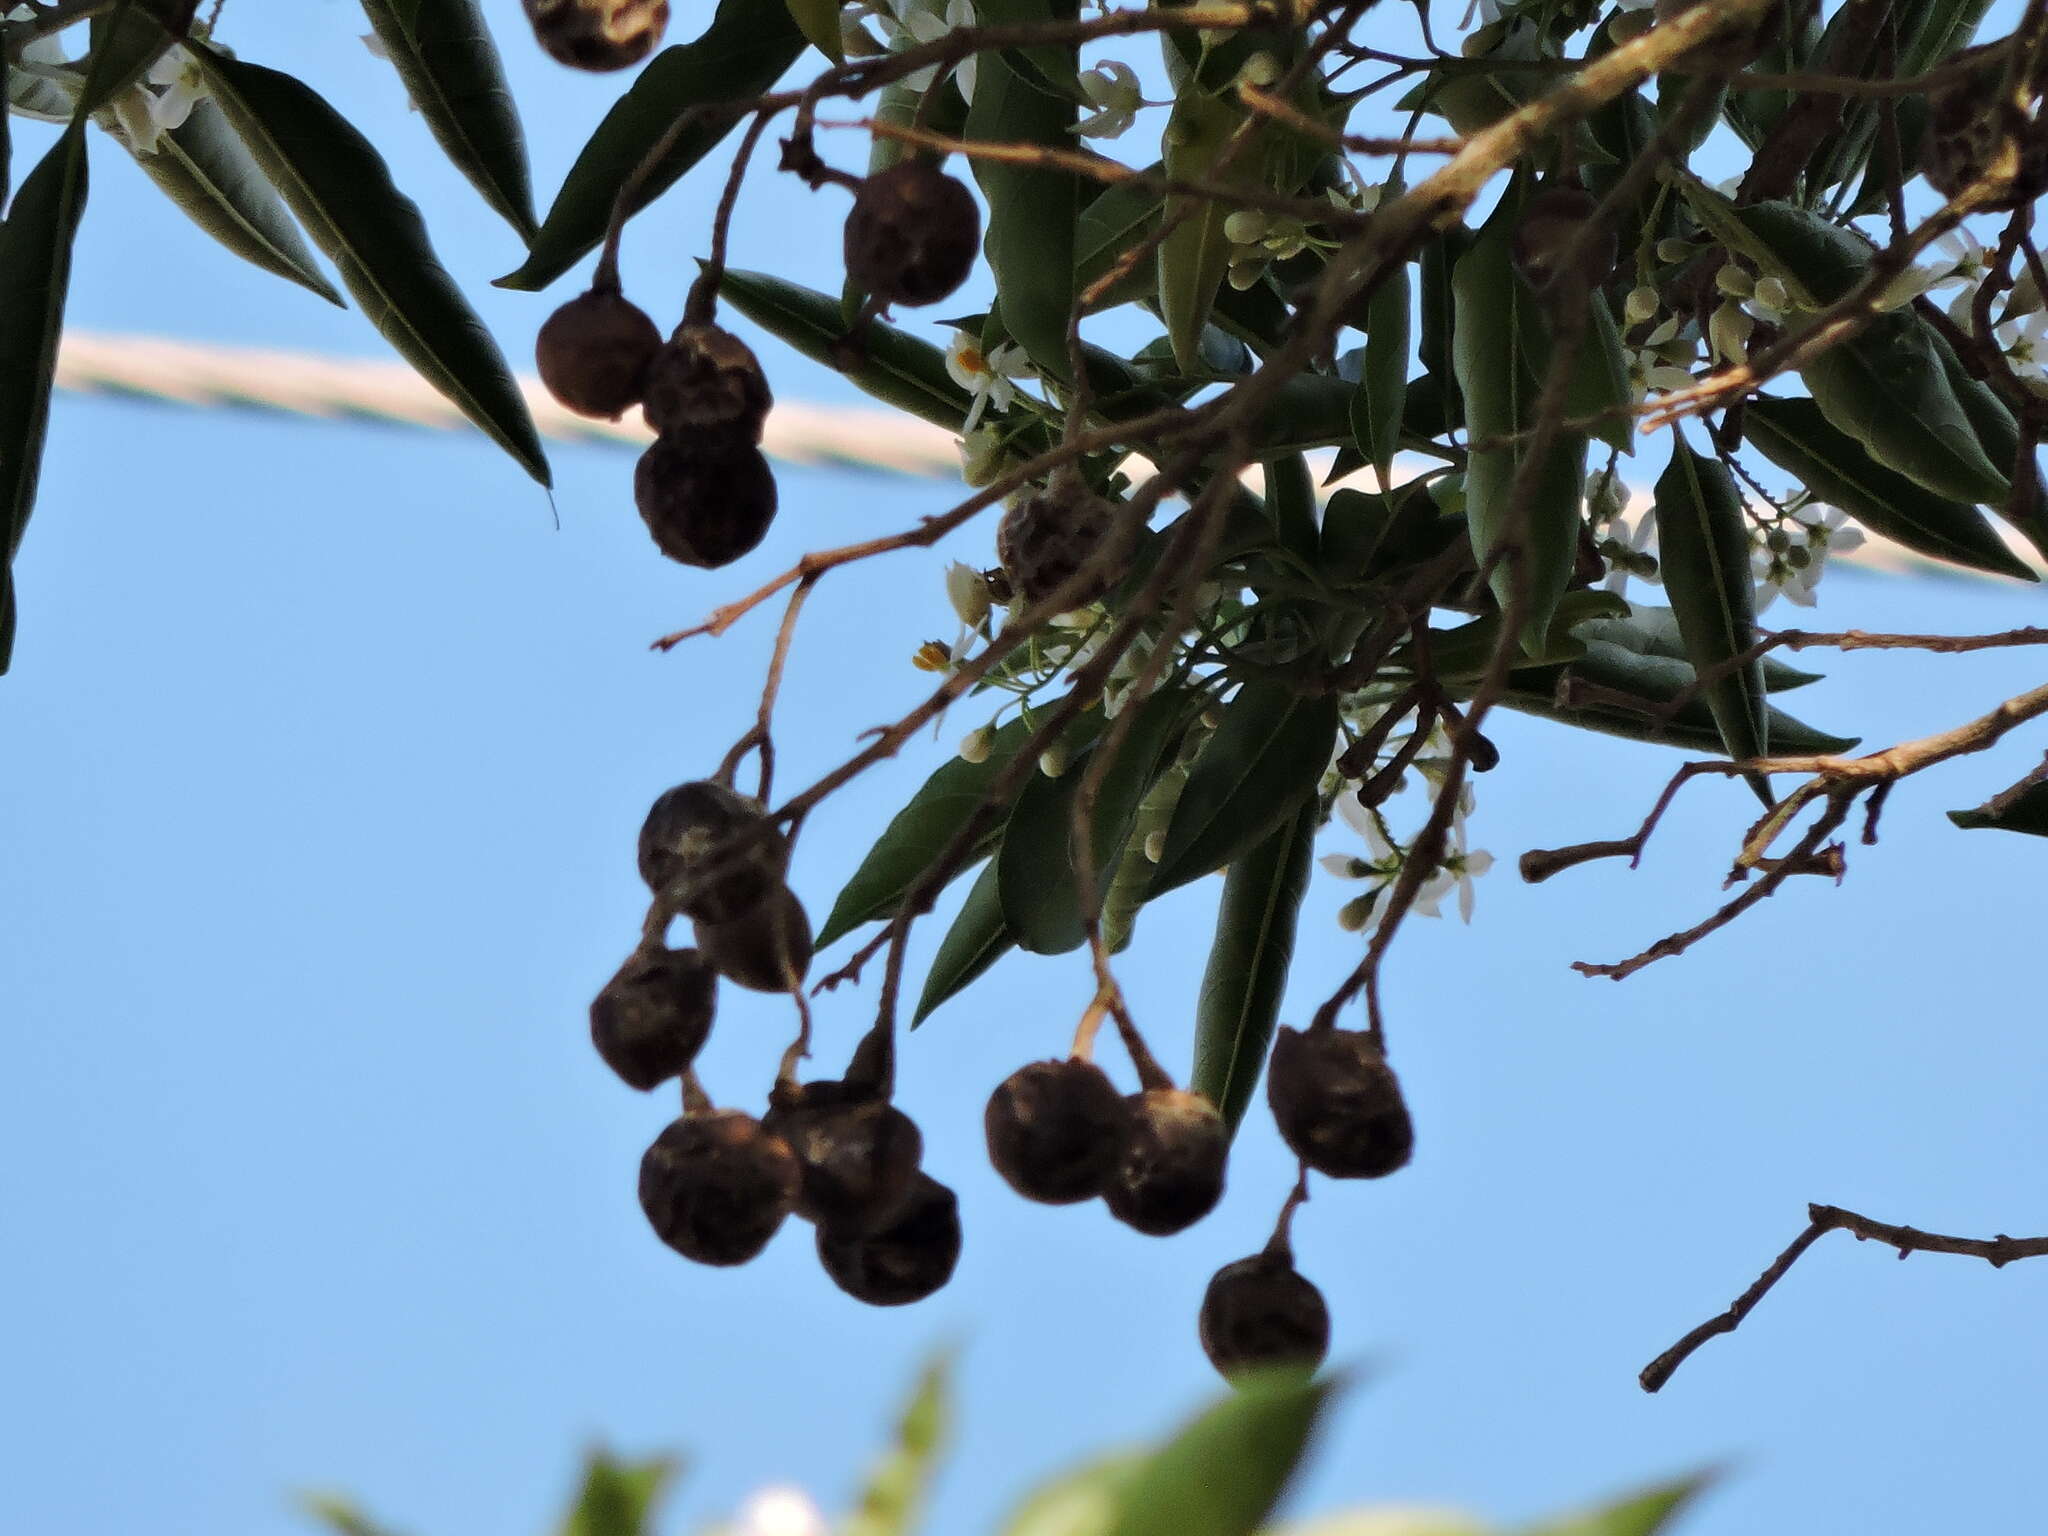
<box><xmin>1714</xmin><ymin>263</ymin><xmax>1755</xmax><ymax>299</ymax></box>
<box><xmin>1144</xmin><ymin>829</ymin><xmax>1167</xmax><ymax>862</ymax></box>
<box><xmin>1337</xmin><ymin>892</ymin><xmax>1378</xmax><ymax>932</ymax></box>
<box><xmin>1039</xmin><ymin>742</ymin><xmax>1071</xmax><ymax>778</ymax></box>
<box><xmin>1624</xmin><ymin>284</ymin><xmax>1661</xmax><ymax>325</ymax></box>
<box><xmin>1223</xmin><ymin>210</ymin><xmax>1269</xmax><ymax>247</ymax></box>
<box><xmin>1708</xmin><ymin>301</ymin><xmax>1753</xmax><ymax>365</ymax></box>
<box><xmin>958</xmin><ymin>726</ymin><xmax>994</xmax><ymax>764</ymax></box>
<box><xmin>1753</xmin><ymin>274</ymin><xmax>1790</xmax><ymax>313</ymax></box>
<box><xmin>1236</xmin><ymin>51</ymin><xmax>1281</xmax><ymax>86</ymax></box>
<box><xmin>1655</xmin><ymin>237</ymin><xmax>1694</xmax><ymax>264</ymax></box>
<box><xmin>944</xmin><ymin>560</ymin><xmax>989</xmax><ymax>626</ymax></box>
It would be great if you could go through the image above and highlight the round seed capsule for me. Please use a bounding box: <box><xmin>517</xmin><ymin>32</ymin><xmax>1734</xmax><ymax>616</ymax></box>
<box><xmin>588</xmin><ymin>945</ymin><xmax>716</xmax><ymax>1090</ymax></box>
<box><xmin>1103</xmin><ymin>1088</ymin><xmax>1227</xmax><ymax>1236</ymax></box>
<box><xmin>637</xmin><ymin>1110</ymin><xmax>800</xmax><ymax>1266</ymax></box>
<box><xmin>816</xmin><ymin>1173</ymin><xmax>962</xmax><ymax>1305</ymax></box>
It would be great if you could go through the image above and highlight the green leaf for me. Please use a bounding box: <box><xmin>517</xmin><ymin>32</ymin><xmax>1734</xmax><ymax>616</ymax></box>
<box><xmin>1103</xmin><ymin>1370</ymin><xmax>1335</xmax><ymax>1536</ymax></box>
<box><xmin>1652</xmin><ymin>439</ymin><xmax>1770</xmax><ymax>795</ymax></box>
<box><xmin>119</xmin><ymin>100</ymin><xmax>342</xmax><ymax>303</ymax></box>
<box><xmin>1564</xmin><ymin>293</ymin><xmax>1633</xmax><ymax>457</ymax></box>
<box><xmin>1729</xmin><ymin>201</ymin><xmax>1873</xmax><ymax>305</ymax></box>
<box><xmin>1149</xmin><ymin>682</ymin><xmax>1339</xmax><ymax>897</ymax></box>
<box><xmin>359</xmin><ymin>0</ymin><xmax>537</xmax><ymax>240</ymax></box>
<box><xmin>1265</xmin><ymin>453</ymin><xmax>1320</xmax><ymax>563</ymax></box>
<box><xmin>914</xmin><ymin>858</ymin><xmax>1015</xmax><ymax>1024</ymax></box>
<box><xmin>999</xmin><ymin>1454</ymin><xmax>1144</xmax><ymax>1536</ymax></box>
<box><xmin>1075</xmin><ymin>172</ymin><xmax>1162</xmax><ymax>310</ymax></box>
<box><xmin>1577</xmin><ymin>605</ymin><xmax>1821</xmax><ymax>691</ymax></box>
<box><xmin>496</xmin><ymin>0</ymin><xmax>805</xmax><ymax>291</ymax></box>
<box><xmin>1191</xmin><ymin>799</ymin><xmax>1313</xmax><ymax>1138</ymax></box>
<box><xmin>557</xmin><ymin>1449</ymin><xmax>680</xmax><ymax>1536</ymax></box>
<box><xmin>0</xmin><ymin>121</ymin><xmax>89</xmax><ymax>675</ymax></box>
<box><xmin>1270</xmin><ymin>1512</ymin><xmax>1488</xmax><ymax>1536</ymax></box>
<box><xmin>301</xmin><ymin>1494</ymin><xmax>411</xmax><ymax>1536</ymax></box>
<box><xmin>719</xmin><ymin>266</ymin><xmax>977</xmax><ymax>430</ymax></box>
<box><xmin>1676</xmin><ymin>180</ymin><xmax>1830</xmax><ymax>311</ymax></box>
<box><xmin>1352</xmin><ymin>258</ymin><xmax>1410</xmax><ymax>483</ymax></box>
<box><xmin>1158</xmin><ymin>90</ymin><xmax>1242</xmax><ymax>372</ymax></box>
<box><xmin>1000</xmin><ymin>692</ymin><xmax>1190</xmax><ymax>953</ymax></box>
<box><xmin>1922</xmin><ymin>326</ymin><xmax>2048</xmax><ymax>560</ymax></box>
<box><xmin>846</xmin><ymin>1352</ymin><xmax>953</xmax><ymax>1536</ymax></box>
<box><xmin>192</xmin><ymin>48</ymin><xmax>548</xmax><ymax>485</ymax></box>
<box><xmin>1519</xmin><ymin>1472</ymin><xmax>1713</xmax><ymax>1536</ymax></box>
<box><xmin>1801</xmin><ymin>312</ymin><xmax>2010</xmax><ymax>507</ymax></box>
<box><xmin>81</xmin><ymin>1</ymin><xmax>188</xmax><ymax>118</ymax></box>
<box><xmin>1452</xmin><ymin>185</ymin><xmax>1588</xmax><ymax>655</ymax></box>
<box><xmin>1416</xmin><ymin>226</ymin><xmax>1470</xmax><ymax>432</ymax></box>
<box><xmin>784</xmin><ymin>0</ymin><xmax>846</xmax><ymax>62</ymax></box>
<box><xmin>1100</xmin><ymin>758</ymin><xmax>1188</xmax><ymax>953</ymax></box>
<box><xmin>1949</xmin><ymin>780</ymin><xmax>2048</xmax><ymax>837</ymax></box>
<box><xmin>1743</xmin><ymin>395</ymin><xmax>2034</xmax><ymax>579</ymax></box>
<box><xmin>1417</xmin><ymin>589</ymin><xmax>1630</xmax><ymax>681</ymax></box>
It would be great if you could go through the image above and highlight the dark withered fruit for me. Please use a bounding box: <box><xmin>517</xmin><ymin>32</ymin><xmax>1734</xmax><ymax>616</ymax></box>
<box><xmin>1922</xmin><ymin>46</ymin><xmax>2048</xmax><ymax>209</ymax></box>
<box><xmin>637</xmin><ymin>1110</ymin><xmax>800</xmax><ymax>1266</ymax></box>
<box><xmin>635</xmin><ymin>436</ymin><xmax>778</xmax><ymax>569</ymax></box>
<box><xmin>523</xmin><ymin>0</ymin><xmax>668</xmax><ymax>71</ymax></box>
<box><xmin>1511</xmin><ymin>186</ymin><xmax>1615</xmax><ymax>293</ymax></box>
<box><xmin>1103</xmin><ymin>1088</ymin><xmax>1227</xmax><ymax>1236</ymax></box>
<box><xmin>642</xmin><ymin>323</ymin><xmax>773</xmax><ymax>440</ymax></box>
<box><xmin>984</xmin><ymin>1058</ymin><xmax>1129</xmax><ymax>1204</ymax></box>
<box><xmin>1267</xmin><ymin>1025</ymin><xmax>1413</xmax><ymax>1179</ymax></box>
<box><xmin>843</xmin><ymin>160</ymin><xmax>982</xmax><ymax>308</ymax></box>
<box><xmin>693</xmin><ymin>884</ymin><xmax>814</xmax><ymax>993</ymax></box>
<box><xmin>535</xmin><ymin>288</ymin><xmax>661</xmax><ymax>420</ymax></box>
<box><xmin>763</xmin><ymin>1079</ymin><xmax>924</xmax><ymax>1235</ymax></box>
<box><xmin>589</xmin><ymin>944</ymin><xmax>716</xmax><ymax>1090</ymax></box>
<box><xmin>995</xmin><ymin>476</ymin><xmax>1117</xmax><ymax>608</ymax></box>
<box><xmin>816</xmin><ymin>1173</ymin><xmax>961</xmax><ymax>1305</ymax></box>
<box><xmin>637</xmin><ymin>780</ymin><xmax>789</xmax><ymax>924</ymax></box>
<box><xmin>1199</xmin><ymin>1251</ymin><xmax>1331</xmax><ymax>1380</ymax></box>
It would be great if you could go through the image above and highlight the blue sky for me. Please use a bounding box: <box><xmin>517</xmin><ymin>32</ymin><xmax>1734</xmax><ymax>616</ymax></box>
<box><xmin>4</xmin><ymin>5</ymin><xmax>2047</xmax><ymax>1535</ymax></box>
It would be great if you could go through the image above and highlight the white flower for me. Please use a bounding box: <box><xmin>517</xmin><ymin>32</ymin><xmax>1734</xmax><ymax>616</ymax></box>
<box><xmin>884</xmin><ymin>0</ymin><xmax>977</xmax><ymax>101</ymax></box>
<box><xmin>360</xmin><ymin>30</ymin><xmax>391</xmax><ymax>60</ymax></box>
<box><xmin>1708</xmin><ymin>300</ymin><xmax>1754</xmax><ymax>366</ymax></box>
<box><xmin>5</xmin><ymin>3</ymin><xmax>71</xmax><ymax>68</ymax></box>
<box><xmin>945</xmin><ymin>331</ymin><xmax>1034</xmax><ymax>432</ymax></box>
<box><xmin>956</xmin><ymin>423</ymin><xmax>1008</xmax><ymax>487</ymax></box>
<box><xmin>1751</xmin><ymin>505</ymin><xmax>1859</xmax><ymax>610</ymax></box>
<box><xmin>1337</xmin><ymin>790</ymin><xmax>1398</xmax><ymax>864</ymax></box>
<box><xmin>1600</xmin><ymin>506</ymin><xmax>1661</xmax><ymax>596</ymax></box>
<box><xmin>1629</xmin><ymin>315</ymin><xmax>1697</xmax><ymax>402</ymax></box>
<box><xmin>1875</xmin><ymin>263</ymin><xmax>1939</xmax><ymax>312</ymax></box>
<box><xmin>945</xmin><ymin>560</ymin><xmax>989</xmax><ymax>626</ymax></box>
<box><xmin>1748</xmin><ymin>274</ymin><xmax>1792</xmax><ymax>324</ymax></box>
<box><xmin>1624</xmin><ymin>284</ymin><xmax>1661</xmax><ymax>325</ymax></box>
<box><xmin>1933</xmin><ymin>227</ymin><xmax>1988</xmax><ymax>291</ymax></box>
<box><xmin>145</xmin><ymin>43</ymin><xmax>207</xmax><ymax>132</ymax></box>
<box><xmin>731</xmin><ymin>1486</ymin><xmax>830</xmax><ymax>1536</ymax></box>
<box><xmin>1995</xmin><ymin>311</ymin><xmax>2048</xmax><ymax>391</ymax></box>
<box><xmin>1074</xmin><ymin>60</ymin><xmax>1142</xmax><ymax>140</ymax></box>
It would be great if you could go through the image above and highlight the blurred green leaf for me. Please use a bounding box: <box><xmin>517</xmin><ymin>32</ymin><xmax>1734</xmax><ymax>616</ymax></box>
<box><xmin>1652</xmin><ymin>439</ymin><xmax>1770</xmax><ymax>795</ymax></box>
<box><xmin>1265</xmin><ymin>453</ymin><xmax>1320</xmax><ymax>563</ymax></box>
<box><xmin>1518</xmin><ymin>1472</ymin><xmax>1712</xmax><ymax>1536</ymax></box>
<box><xmin>914</xmin><ymin>858</ymin><xmax>1015</xmax><ymax>1024</ymax></box>
<box><xmin>1104</xmin><ymin>1369</ymin><xmax>1335</xmax><ymax>1536</ymax></box>
<box><xmin>0</xmin><ymin>121</ymin><xmax>88</xmax><ymax>674</ymax></box>
<box><xmin>557</xmin><ymin>1449</ymin><xmax>680</xmax><ymax>1536</ymax></box>
<box><xmin>193</xmin><ymin>48</ymin><xmax>549</xmax><ymax>485</ymax></box>
<box><xmin>1353</xmin><ymin>257</ymin><xmax>1410</xmax><ymax>484</ymax></box>
<box><xmin>1271</xmin><ymin>1512</ymin><xmax>1489</xmax><ymax>1536</ymax></box>
<box><xmin>359</xmin><ymin>0</ymin><xmax>537</xmax><ymax>239</ymax></box>
<box><xmin>784</xmin><ymin>0</ymin><xmax>846</xmax><ymax>61</ymax></box>
<box><xmin>1158</xmin><ymin>89</ymin><xmax>1247</xmax><ymax>372</ymax></box>
<box><xmin>1000</xmin><ymin>1453</ymin><xmax>1144</xmax><ymax>1536</ymax></box>
<box><xmin>1744</xmin><ymin>395</ymin><xmax>2034</xmax><ymax>579</ymax></box>
<box><xmin>1563</xmin><ymin>293</ymin><xmax>1633</xmax><ymax>457</ymax></box>
<box><xmin>1576</xmin><ymin>606</ymin><xmax>1821</xmax><ymax>691</ymax></box>
<box><xmin>720</xmin><ymin>266</ymin><xmax>977</xmax><ymax>430</ymax></box>
<box><xmin>497</xmin><ymin>0</ymin><xmax>805</xmax><ymax>291</ymax></box>
<box><xmin>302</xmin><ymin>1494</ymin><xmax>411</xmax><ymax>1536</ymax></box>
<box><xmin>1416</xmin><ymin>226</ymin><xmax>1470</xmax><ymax>432</ymax></box>
<box><xmin>846</xmin><ymin>1352</ymin><xmax>953</xmax><ymax>1536</ymax></box>
<box><xmin>1149</xmin><ymin>682</ymin><xmax>1339</xmax><ymax>897</ymax></box>
<box><xmin>1191</xmin><ymin>799</ymin><xmax>1313</xmax><ymax>1138</ymax></box>
<box><xmin>1949</xmin><ymin>780</ymin><xmax>2048</xmax><ymax>836</ymax></box>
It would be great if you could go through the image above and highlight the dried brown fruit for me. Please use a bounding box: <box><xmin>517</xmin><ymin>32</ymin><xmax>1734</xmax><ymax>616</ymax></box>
<box><xmin>1199</xmin><ymin>1251</ymin><xmax>1331</xmax><ymax>1380</ymax></box>
<box><xmin>589</xmin><ymin>945</ymin><xmax>716</xmax><ymax>1090</ymax></box>
<box><xmin>642</xmin><ymin>323</ymin><xmax>773</xmax><ymax>441</ymax></box>
<box><xmin>816</xmin><ymin>1173</ymin><xmax>962</xmax><ymax>1305</ymax></box>
<box><xmin>1266</xmin><ymin>1025</ymin><xmax>1413</xmax><ymax>1179</ymax></box>
<box><xmin>693</xmin><ymin>884</ymin><xmax>814</xmax><ymax>993</ymax></box>
<box><xmin>634</xmin><ymin>436</ymin><xmax>778</xmax><ymax>569</ymax></box>
<box><xmin>523</xmin><ymin>0</ymin><xmax>668</xmax><ymax>71</ymax></box>
<box><xmin>763</xmin><ymin>1079</ymin><xmax>924</xmax><ymax>1235</ymax></box>
<box><xmin>535</xmin><ymin>288</ymin><xmax>661</xmax><ymax>420</ymax></box>
<box><xmin>995</xmin><ymin>475</ymin><xmax>1117</xmax><ymax>608</ymax></box>
<box><xmin>1511</xmin><ymin>186</ymin><xmax>1614</xmax><ymax>293</ymax></box>
<box><xmin>637</xmin><ymin>1110</ymin><xmax>800</xmax><ymax>1266</ymax></box>
<box><xmin>637</xmin><ymin>780</ymin><xmax>789</xmax><ymax>924</ymax></box>
<box><xmin>1103</xmin><ymin>1088</ymin><xmax>1227</xmax><ymax>1236</ymax></box>
<box><xmin>984</xmin><ymin>1058</ymin><xmax>1129</xmax><ymax>1204</ymax></box>
<box><xmin>1922</xmin><ymin>47</ymin><xmax>2048</xmax><ymax>210</ymax></box>
<box><xmin>843</xmin><ymin>160</ymin><xmax>981</xmax><ymax>308</ymax></box>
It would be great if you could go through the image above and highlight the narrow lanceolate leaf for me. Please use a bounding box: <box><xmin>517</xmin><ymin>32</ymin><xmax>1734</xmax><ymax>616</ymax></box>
<box><xmin>119</xmin><ymin>101</ymin><xmax>342</xmax><ymax>303</ymax></box>
<box><xmin>1452</xmin><ymin>188</ymin><xmax>1588</xmax><ymax>654</ymax></box>
<box><xmin>1352</xmin><ymin>256</ymin><xmax>1409</xmax><ymax>484</ymax></box>
<box><xmin>1519</xmin><ymin>1471</ymin><xmax>1714</xmax><ymax>1536</ymax></box>
<box><xmin>1577</xmin><ymin>606</ymin><xmax>1822</xmax><ymax>692</ymax></box>
<box><xmin>1158</xmin><ymin>91</ymin><xmax>1240</xmax><ymax>371</ymax></box>
<box><xmin>1103</xmin><ymin>1370</ymin><xmax>1336</xmax><ymax>1536</ymax></box>
<box><xmin>0</xmin><ymin>122</ymin><xmax>89</xmax><ymax>675</ymax></box>
<box><xmin>845</xmin><ymin>1353</ymin><xmax>953</xmax><ymax>1536</ymax></box>
<box><xmin>81</xmin><ymin>1</ymin><xmax>192</xmax><ymax>117</ymax></box>
<box><xmin>719</xmin><ymin>267</ymin><xmax>976</xmax><ymax>431</ymax></box>
<box><xmin>1265</xmin><ymin>453</ymin><xmax>1319</xmax><ymax>563</ymax></box>
<box><xmin>497</xmin><ymin>0</ymin><xmax>805</xmax><ymax>291</ymax></box>
<box><xmin>1149</xmin><ymin>682</ymin><xmax>1339</xmax><ymax>898</ymax></box>
<box><xmin>999</xmin><ymin>1454</ymin><xmax>1143</xmax><ymax>1536</ymax></box>
<box><xmin>360</xmin><ymin>0</ymin><xmax>536</xmax><ymax>240</ymax></box>
<box><xmin>193</xmin><ymin>49</ymin><xmax>549</xmax><ymax>485</ymax></box>
<box><xmin>558</xmin><ymin>1449</ymin><xmax>681</xmax><ymax>1536</ymax></box>
<box><xmin>783</xmin><ymin>0</ymin><xmax>846</xmax><ymax>62</ymax></box>
<box><xmin>913</xmin><ymin>858</ymin><xmax>1016</xmax><ymax>1024</ymax></box>
<box><xmin>1652</xmin><ymin>439</ymin><xmax>1770</xmax><ymax>794</ymax></box>
<box><xmin>1000</xmin><ymin>692</ymin><xmax>1190</xmax><ymax>954</ymax></box>
<box><xmin>1949</xmin><ymin>779</ymin><xmax>2048</xmax><ymax>837</ymax></box>
<box><xmin>1191</xmin><ymin>800</ymin><xmax>1313</xmax><ymax>1139</ymax></box>
<box><xmin>1801</xmin><ymin>312</ymin><xmax>2009</xmax><ymax>507</ymax></box>
<box><xmin>1743</xmin><ymin>396</ymin><xmax>2035</xmax><ymax>579</ymax></box>
<box><xmin>1100</xmin><ymin>760</ymin><xmax>1187</xmax><ymax>953</ymax></box>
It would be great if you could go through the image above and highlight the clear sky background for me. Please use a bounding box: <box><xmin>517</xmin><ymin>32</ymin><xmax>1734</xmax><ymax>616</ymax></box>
<box><xmin>4</xmin><ymin>5</ymin><xmax>2047</xmax><ymax>1535</ymax></box>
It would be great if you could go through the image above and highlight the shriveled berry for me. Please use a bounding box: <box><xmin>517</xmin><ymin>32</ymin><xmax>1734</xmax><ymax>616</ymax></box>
<box><xmin>636</xmin><ymin>780</ymin><xmax>789</xmax><ymax>924</ymax></box>
<box><xmin>1266</xmin><ymin>1025</ymin><xmax>1413</xmax><ymax>1179</ymax></box>
<box><xmin>589</xmin><ymin>945</ymin><xmax>716</xmax><ymax>1090</ymax></box>
<box><xmin>642</xmin><ymin>323</ymin><xmax>773</xmax><ymax>440</ymax></box>
<box><xmin>638</xmin><ymin>1110</ymin><xmax>800</xmax><ymax>1266</ymax></box>
<box><xmin>1199</xmin><ymin>1251</ymin><xmax>1331</xmax><ymax>1380</ymax></box>
<box><xmin>763</xmin><ymin>1079</ymin><xmax>924</xmax><ymax>1235</ymax></box>
<box><xmin>693</xmin><ymin>884</ymin><xmax>814</xmax><ymax>993</ymax></box>
<box><xmin>635</xmin><ymin>436</ymin><xmax>778</xmax><ymax>569</ymax></box>
<box><xmin>1511</xmin><ymin>186</ymin><xmax>1614</xmax><ymax>293</ymax></box>
<box><xmin>1104</xmin><ymin>1088</ymin><xmax>1227</xmax><ymax>1236</ymax></box>
<box><xmin>523</xmin><ymin>0</ymin><xmax>668</xmax><ymax>71</ymax></box>
<box><xmin>817</xmin><ymin>1173</ymin><xmax>961</xmax><ymax>1305</ymax></box>
<box><xmin>843</xmin><ymin>160</ymin><xmax>981</xmax><ymax>308</ymax></box>
<box><xmin>1922</xmin><ymin>48</ymin><xmax>2048</xmax><ymax>210</ymax></box>
<box><xmin>535</xmin><ymin>288</ymin><xmax>661</xmax><ymax>420</ymax></box>
<box><xmin>984</xmin><ymin>1058</ymin><xmax>1129</xmax><ymax>1204</ymax></box>
<box><xmin>995</xmin><ymin>476</ymin><xmax>1117</xmax><ymax>608</ymax></box>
